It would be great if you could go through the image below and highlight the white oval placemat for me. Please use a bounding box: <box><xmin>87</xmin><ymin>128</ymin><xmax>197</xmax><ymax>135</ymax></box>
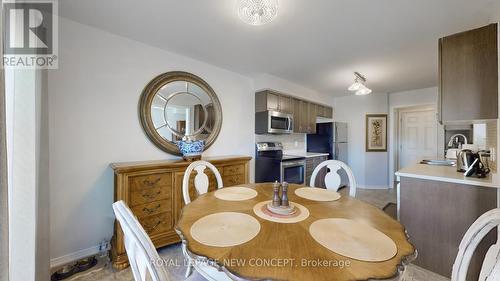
<box><xmin>214</xmin><ymin>186</ymin><xmax>258</xmax><ymax>201</ymax></box>
<box><xmin>295</xmin><ymin>187</ymin><xmax>341</xmax><ymax>202</ymax></box>
<box><xmin>309</xmin><ymin>218</ymin><xmax>397</xmax><ymax>262</ymax></box>
<box><xmin>253</xmin><ymin>200</ymin><xmax>310</xmax><ymax>224</ymax></box>
<box><xmin>190</xmin><ymin>212</ymin><xmax>260</xmax><ymax>247</ymax></box>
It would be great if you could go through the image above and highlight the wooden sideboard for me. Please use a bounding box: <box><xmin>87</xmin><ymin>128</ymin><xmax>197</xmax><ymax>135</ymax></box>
<box><xmin>110</xmin><ymin>155</ymin><xmax>252</xmax><ymax>269</ymax></box>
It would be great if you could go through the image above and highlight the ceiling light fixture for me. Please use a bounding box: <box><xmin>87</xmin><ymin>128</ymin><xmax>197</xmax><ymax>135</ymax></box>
<box><xmin>238</xmin><ymin>0</ymin><xmax>278</xmax><ymax>26</ymax></box>
<box><xmin>348</xmin><ymin>72</ymin><xmax>372</xmax><ymax>95</ymax></box>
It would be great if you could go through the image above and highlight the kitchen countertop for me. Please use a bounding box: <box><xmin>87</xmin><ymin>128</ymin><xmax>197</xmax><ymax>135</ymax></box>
<box><xmin>396</xmin><ymin>163</ymin><xmax>500</xmax><ymax>188</ymax></box>
<box><xmin>285</xmin><ymin>152</ymin><xmax>330</xmax><ymax>158</ymax></box>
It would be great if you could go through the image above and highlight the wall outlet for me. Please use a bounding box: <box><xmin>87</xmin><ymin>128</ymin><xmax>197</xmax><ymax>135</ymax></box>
<box><xmin>98</xmin><ymin>239</ymin><xmax>111</xmax><ymax>255</ymax></box>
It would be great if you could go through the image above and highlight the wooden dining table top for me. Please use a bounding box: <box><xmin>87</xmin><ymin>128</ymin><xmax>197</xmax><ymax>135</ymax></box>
<box><xmin>175</xmin><ymin>183</ymin><xmax>416</xmax><ymax>281</ymax></box>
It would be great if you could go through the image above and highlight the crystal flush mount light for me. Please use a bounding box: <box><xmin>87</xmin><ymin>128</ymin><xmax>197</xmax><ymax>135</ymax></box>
<box><xmin>238</xmin><ymin>0</ymin><xmax>278</xmax><ymax>26</ymax></box>
<box><xmin>348</xmin><ymin>72</ymin><xmax>372</xmax><ymax>95</ymax></box>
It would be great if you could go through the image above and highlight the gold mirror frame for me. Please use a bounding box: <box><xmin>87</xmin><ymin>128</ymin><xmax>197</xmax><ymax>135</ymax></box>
<box><xmin>139</xmin><ymin>71</ymin><xmax>223</xmax><ymax>155</ymax></box>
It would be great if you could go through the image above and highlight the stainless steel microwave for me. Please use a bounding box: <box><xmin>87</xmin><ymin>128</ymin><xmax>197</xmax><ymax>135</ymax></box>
<box><xmin>255</xmin><ymin>111</ymin><xmax>293</xmax><ymax>134</ymax></box>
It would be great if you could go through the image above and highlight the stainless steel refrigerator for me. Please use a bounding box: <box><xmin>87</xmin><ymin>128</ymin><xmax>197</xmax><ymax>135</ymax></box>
<box><xmin>307</xmin><ymin>122</ymin><xmax>349</xmax><ymax>185</ymax></box>
<box><xmin>332</xmin><ymin>122</ymin><xmax>348</xmax><ymax>163</ymax></box>
<box><xmin>307</xmin><ymin>122</ymin><xmax>348</xmax><ymax>161</ymax></box>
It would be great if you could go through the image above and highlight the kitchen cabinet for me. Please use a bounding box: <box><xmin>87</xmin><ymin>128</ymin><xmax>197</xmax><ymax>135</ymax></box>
<box><xmin>293</xmin><ymin>99</ymin><xmax>308</xmax><ymax>133</ymax></box>
<box><xmin>398</xmin><ymin>176</ymin><xmax>496</xmax><ymax>280</ymax></box>
<box><xmin>292</xmin><ymin>100</ymin><xmax>319</xmax><ymax>134</ymax></box>
<box><xmin>279</xmin><ymin>95</ymin><xmax>293</xmax><ymax>114</ymax></box>
<box><xmin>307</xmin><ymin>103</ymin><xmax>317</xmax><ymax>134</ymax></box>
<box><xmin>255</xmin><ymin>90</ymin><xmax>294</xmax><ymax>114</ymax></box>
<box><xmin>438</xmin><ymin>23</ymin><xmax>498</xmax><ymax>123</ymax></box>
<box><xmin>305</xmin><ymin>155</ymin><xmax>328</xmax><ymax>187</ymax></box>
<box><xmin>316</xmin><ymin>104</ymin><xmax>333</xmax><ymax>118</ymax></box>
<box><xmin>323</xmin><ymin>106</ymin><xmax>333</xmax><ymax>118</ymax></box>
<box><xmin>256</xmin><ymin>90</ymin><xmax>333</xmax><ymax>133</ymax></box>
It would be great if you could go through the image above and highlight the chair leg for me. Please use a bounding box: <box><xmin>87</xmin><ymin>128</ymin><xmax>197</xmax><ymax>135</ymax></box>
<box><xmin>185</xmin><ymin>259</ymin><xmax>193</xmax><ymax>278</ymax></box>
<box><xmin>182</xmin><ymin>243</ymin><xmax>194</xmax><ymax>278</ymax></box>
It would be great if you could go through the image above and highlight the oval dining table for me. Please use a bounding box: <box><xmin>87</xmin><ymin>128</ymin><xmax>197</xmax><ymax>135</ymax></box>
<box><xmin>175</xmin><ymin>183</ymin><xmax>416</xmax><ymax>281</ymax></box>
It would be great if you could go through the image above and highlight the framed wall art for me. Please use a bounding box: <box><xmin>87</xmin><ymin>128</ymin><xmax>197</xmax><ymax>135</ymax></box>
<box><xmin>366</xmin><ymin>114</ymin><xmax>388</xmax><ymax>152</ymax></box>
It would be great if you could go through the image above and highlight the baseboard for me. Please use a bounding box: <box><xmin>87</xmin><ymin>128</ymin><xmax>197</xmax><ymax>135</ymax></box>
<box><xmin>357</xmin><ymin>185</ymin><xmax>391</xmax><ymax>190</ymax></box>
<box><xmin>50</xmin><ymin>245</ymin><xmax>100</xmax><ymax>269</ymax></box>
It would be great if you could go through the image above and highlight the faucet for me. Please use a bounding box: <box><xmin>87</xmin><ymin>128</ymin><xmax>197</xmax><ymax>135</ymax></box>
<box><xmin>447</xmin><ymin>134</ymin><xmax>468</xmax><ymax>148</ymax></box>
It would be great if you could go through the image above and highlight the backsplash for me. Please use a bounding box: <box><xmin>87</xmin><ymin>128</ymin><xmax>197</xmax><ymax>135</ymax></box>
<box><xmin>485</xmin><ymin>121</ymin><xmax>497</xmax><ymax>172</ymax></box>
<box><xmin>255</xmin><ymin>134</ymin><xmax>306</xmax><ymax>154</ymax></box>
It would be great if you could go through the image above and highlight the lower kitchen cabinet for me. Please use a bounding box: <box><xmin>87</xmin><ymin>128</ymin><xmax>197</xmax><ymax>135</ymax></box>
<box><xmin>399</xmin><ymin>176</ymin><xmax>496</xmax><ymax>280</ymax></box>
<box><xmin>305</xmin><ymin>155</ymin><xmax>328</xmax><ymax>187</ymax></box>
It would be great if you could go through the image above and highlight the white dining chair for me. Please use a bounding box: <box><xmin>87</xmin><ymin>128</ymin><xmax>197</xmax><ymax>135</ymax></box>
<box><xmin>452</xmin><ymin>208</ymin><xmax>500</xmax><ymax>281</ymax></box>
<box><xmin>112</xmin><ymin>200</ymin><xmax>172</xmax><ymax>281</ymax></box>
<box><xmin>182</xmin><ymin>160</ymin><xmax>223</xmax><ymax>278</ymax></box>
<box><xmin>309</xmin><ymin>160</ymin><xmax>357</xmax><ymax>197</ymax></box>
<box><xmin>182</xmin><ymin>160</ymin><xmax>224</xmax><ymax>205</ymax></box>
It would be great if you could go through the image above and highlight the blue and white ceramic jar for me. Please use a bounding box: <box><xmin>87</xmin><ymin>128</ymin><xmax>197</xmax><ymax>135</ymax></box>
<box><xmin>176</xmin><ymin>138</ymin><xmax>204</xmax><ymax>161</ymax></box>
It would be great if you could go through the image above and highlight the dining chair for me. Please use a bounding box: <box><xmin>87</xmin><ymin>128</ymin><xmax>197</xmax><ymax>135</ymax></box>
<box><xmin>182</xmin><ymin>160</ymin><xmax>224</xmax><ymax>204</ymax></box>
<box><xmin>452</xmin><ymin>208</ymin><xmax>500</xmax><ymax>281</ymax></box>
<box><xmin>309</xmin><ymin>160</ymin><xmax>357</xmax><ymax>197</ymax></box>
<box><xmin>112</xmin><ymin>200</ymin><xmax>172</xmax><ymax>281</ymax></box>
<box><xmin>182</xmin><ymin>160</ymin><xmax>223</xmax><ymax>278</ymax></box>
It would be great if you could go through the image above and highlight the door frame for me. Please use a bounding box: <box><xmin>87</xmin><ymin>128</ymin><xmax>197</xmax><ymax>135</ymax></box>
<box><xmin>395</xmin><ymin>105</ymin><xmax>439</xmax><ymax>172</ymax></box>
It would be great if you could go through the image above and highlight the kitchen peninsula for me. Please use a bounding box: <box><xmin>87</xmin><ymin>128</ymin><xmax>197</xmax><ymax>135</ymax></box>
<box><xmin>396</xmin><ymin>164</ymin><xmax>500</xmax><ymax>280</ymax></box>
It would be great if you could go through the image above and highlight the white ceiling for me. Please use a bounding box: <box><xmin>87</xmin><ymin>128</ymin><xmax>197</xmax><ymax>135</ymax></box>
<box><xmin>60</xmin><ymin>0</ymin><xmax>500</xmax><ymax>96</ymax></box>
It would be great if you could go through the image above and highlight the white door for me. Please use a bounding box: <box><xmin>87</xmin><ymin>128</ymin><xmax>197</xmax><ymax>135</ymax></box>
<box><xmin>399</xmin><ymin>109</ymin><xmax>437</xmax><ymax>169</ymax></box>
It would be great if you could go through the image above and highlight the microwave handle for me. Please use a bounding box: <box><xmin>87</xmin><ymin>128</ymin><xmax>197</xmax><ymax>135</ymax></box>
<box><xmin>288</xmin><ymin>116</ymin><xmax>292</xmax><ymax>131</ymax></box>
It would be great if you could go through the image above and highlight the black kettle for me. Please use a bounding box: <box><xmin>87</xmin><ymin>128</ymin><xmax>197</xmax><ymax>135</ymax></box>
<box><xmin>456</xmin><ymin>149</ymin><xmax>476</xmax><ymax>172</ymax></box>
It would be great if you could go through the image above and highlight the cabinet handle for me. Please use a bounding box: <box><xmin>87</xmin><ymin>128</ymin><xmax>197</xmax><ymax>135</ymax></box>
<box><xmin>141</xmin><ymin>190</ymin><xmax>161</xmax><ymax>200</ymax></box>
<box><xmin>144</xmin><ymin>219</ymin><xmax>162</xmax><ymax>233</ymax></box>
<box><xmin>143</xmin><ymin>204</ymin><xmax>161</xmax><ymax>215</ymax></box>
<box><xmin>142</xmin><ymin>178</ymin><xmax>161</xmax><ymax>187</ymax></box>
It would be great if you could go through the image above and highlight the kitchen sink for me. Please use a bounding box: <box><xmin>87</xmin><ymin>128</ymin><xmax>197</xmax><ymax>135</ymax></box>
<box><xmin>420</xmin><ymin>159</ymin><xmax>456</xmax><ymax>166</ymax></box>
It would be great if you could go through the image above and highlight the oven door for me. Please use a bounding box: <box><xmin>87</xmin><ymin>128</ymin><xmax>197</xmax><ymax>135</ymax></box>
<box><xmin>268</xmin><ymin>111</ymin><xmax>293</xmax><ymax>134</ymax></box>
<box><xmin>280</xmin><ymin>160</ymin><xmax>306</xmax><ymax>185</ymax></box>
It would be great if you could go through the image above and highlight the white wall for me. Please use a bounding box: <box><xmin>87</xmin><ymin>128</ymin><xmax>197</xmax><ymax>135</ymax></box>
<box><xmin>49</xmin><ymin>18</ymin><xmax>334</xmax><ymax>265</ymax></box>
<box><xmin>6</xmin><ymin>69</ymin><xmax>46</xmax><ymax>280</ymax></box>
<box><xmin>253</xmin><ymin>73</ymin><xmax>333</xmax><ymax>105</ymax></box>
<box><xmin>48</xmin><ymin>18</ymin><xmax>257</xmax><ymax>264</ymax></box>
<box><xmin>333</xmin><ymin>93</ymin><xmax>389</xmax><ymax>189</ymax></box>
<box><xmin>387</xmin><ymin>87</ymin><xmax>443</xmax><ymax>187</ymax></box>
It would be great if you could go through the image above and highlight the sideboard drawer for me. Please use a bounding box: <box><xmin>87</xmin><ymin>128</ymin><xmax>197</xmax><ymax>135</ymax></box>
<box><xmin>131</xmin><ymin>199</ymin><xmax>170</xmax><ymax>218</ymax></box>
<box><xmin>130</xmin><ymin>186</ymin><xmax>171</xmax><ymax>206</ymax></box>
<box><xmin>129</xmin><ymin>173</ymin><xmax>172</xmax><ymax>192</ymax></box>
<box><xmin>223</xmin><ymin>174</ymin><xmax>246</xmax><ymax>186</ymax></box>
<box><xmin>223</xmin><ymin>164</ymin><xmax>245</xmax><ymax>176</ymax></box>
<box><xmin>139</xmin><ymin>212</ymin><xmax>173</xmax><ymax>237</ymax></box>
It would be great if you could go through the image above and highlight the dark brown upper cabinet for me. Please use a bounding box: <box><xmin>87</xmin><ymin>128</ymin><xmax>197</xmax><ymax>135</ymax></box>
<box><xmin>307</xmin><ymin>103</ymin><xmax>317</xmax><ymax>134</ymax></box>
<box><xmin>316</xmin><ymin>104</ymin><xmax>333</xmax><ymax>119</ymax></box>
<box><xmin>256</xmin><ymin>90</ymin><xmax>333</xmax><ymax>134</ymax></box>
<box><xmin>255</xmin><ymin>90</ymin><xmax>294</xmax><ymax>114</ymax></box>
<box><xmin>438</xmin><ymin>23</ymin><xmax>498</xmax><ymax>123</ymax></box>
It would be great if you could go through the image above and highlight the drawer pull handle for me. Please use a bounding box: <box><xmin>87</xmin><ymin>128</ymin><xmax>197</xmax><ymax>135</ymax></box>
<box><xmin>144</xmin><ymin>220</ymin><xmax>162</xmax><ymax>233</ymax></box>
<box><xmin>143</xmin><ymin>204</ymin><xmax>161</xmax><ymax>215</ymax></box>
<box><xmin>141</xmin><ymin>190</ymin><xmax>161</xmax><ymax>200</ymax></box>
<box><xmin>142</xmin><ymin>178</ymin><xmax>161</xmax><ymax>187</ymax></box>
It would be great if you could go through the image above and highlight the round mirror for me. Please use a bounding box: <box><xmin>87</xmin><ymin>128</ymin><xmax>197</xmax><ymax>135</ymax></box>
<box><xmin>139</xmin><ymin>72</ymin><xmax>222</xmax><ymax>155</ymax></box>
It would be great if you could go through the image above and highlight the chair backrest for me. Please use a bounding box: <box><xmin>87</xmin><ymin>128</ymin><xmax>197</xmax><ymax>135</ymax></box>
<box><xmin>452</xmin><ymin>208</ymin><xmax>500</xmax><ymax>281</ymax></box>
<box><xmin>309</xmin><ymin>160</ymin><xmax>356</xmax><ymax>197</ymax></box>
<box><xmin>182</xmin><ymin>160</ymin><xmax>223</xmax><ymax>204</ymax></box>
<box><xmin>112</xmin><ymin>201</ymin><xmax>172</xmax><ymax>281</ymax></box>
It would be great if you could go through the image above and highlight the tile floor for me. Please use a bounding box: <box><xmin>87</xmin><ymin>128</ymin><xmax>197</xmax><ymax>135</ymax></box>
<box><xmin>65</xmin><ymin>243</ymin><xmax>450</xmax><ymax>281</ymax></box>
<box><xmin>62</xmin><ymin>188</ymin><xmax>449</xmax><ymax>281</ymax></box>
